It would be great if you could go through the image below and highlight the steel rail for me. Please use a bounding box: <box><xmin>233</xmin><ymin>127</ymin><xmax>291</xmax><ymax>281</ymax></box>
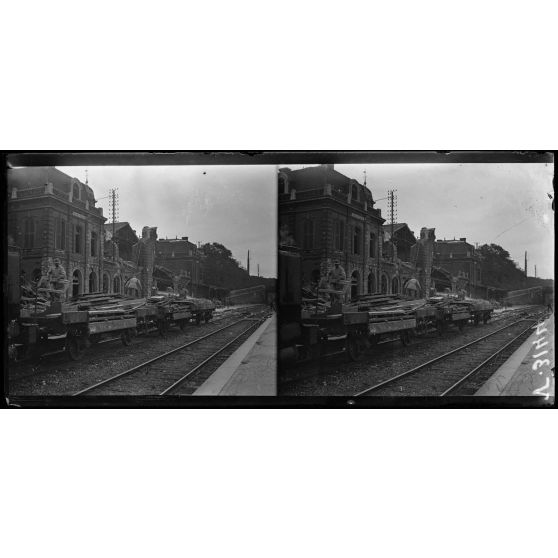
<box><xmin>353</xmin><ymin>318</ymin><xmax>535</xmax><ymax>397</ymax></box>
<box><xmin>159</xmin><ymin>319</ymin><xmax>262</xmax><ymax>395</ymax></box>
<box><xmin>439</xmin><ymin>323</ymin><xmax>535</xmax><ymax>396</ymax></box>
<box><xmin>73</xmin><ymin>318</ymin><xmax>253</xmax><ymax>396</ymax></box>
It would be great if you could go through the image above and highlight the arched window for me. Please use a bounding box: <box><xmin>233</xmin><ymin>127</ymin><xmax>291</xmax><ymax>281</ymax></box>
<box><xmin>351</xmin><ymin>183</ymin><xmax>358</xmax><ymax>201</ymax></box>
<box><xmin>353</xmin><ymin>226</ymin><xmax>362</xmax><ymax>255</ymax></box>
<box><xmin>102</xmin><ymin>273</ymin><xmax>110</xmax><ymax>293</ymax></box>
<box><xmin>72</xmin><ymin>269</ymin><xmax>82</xmax><ymax>297</ymax></box>
<box><xmin>392</xmin><ymin>276</ymin><xmax>400</xmax><ymax>295</ymax></box>
<box><xmin>89</xmin><ymin>271</ymin><xmax>97</xmax><ymax>293</ymax></box>
<box><xmin>368</xmin><ymin>273</ymin><xmax>376</xmax><ymax>294</ymax></box>
<box><xmin>351</xmin><ymin>270</ymin><xmax>360</xmax><ymax>300</ymax></box>
<box><xmin>91</xmin><ymin>231</ymin><xmax>98</xmax><ymax>257</ymax></box>
<box><xmin>381</xmin><ymin>274</ymin><xmax>388</xmax><ymax>294</ymax></box>
<box><xmin>75</xmin><ymin>224</ymin><xmax>83</xmax><ymax>254</ymax></box>
<box><xmin>72</xmin><ymin>182</ymin><xmax>80</xmax><ymax>200</ymax></box>
<box><xmin>56</xmin><ymin>218</ymin><xmax>66</xmax><ymax>250</ymax></box>
<box><xmin>369</xmin><ymin>233</ymin><xmax>376</xmax><ymax>258</ymax></box>
<box><xmin>113</xmin><ymin>275</ymin><xmax>121</xmax><ymax>294</ymax></box>
<box><xmin>334</xmin><ymin>220</ymin><xmax>345</xmax><ymax>251</ymax></box>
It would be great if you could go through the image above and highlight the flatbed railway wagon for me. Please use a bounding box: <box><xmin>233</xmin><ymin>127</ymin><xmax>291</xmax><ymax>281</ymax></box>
<box><xmin>144</xmin><ymin>296</ymin><xmax>214</xmax><ymax>335</ymax></box>
<box><xmin>8</xmin><ymin>303</ymin><xmax>138</xmax><ymax>362</ymax></box>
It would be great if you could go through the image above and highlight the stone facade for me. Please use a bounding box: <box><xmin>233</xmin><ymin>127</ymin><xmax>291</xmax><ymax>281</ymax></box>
<box><xmin>7</xmin><ymin>167</ymin><xmax>106</xmax><ymax>298</ymax></box>
<box><xmin>278</xmin><ymin>165</ymin><xmax>435</xmax><ymax>298</ymax></box>
<box><xmin>279</xmin><ymin>165</ymin><xmax>384</xmax><ymax>298</ymax></box>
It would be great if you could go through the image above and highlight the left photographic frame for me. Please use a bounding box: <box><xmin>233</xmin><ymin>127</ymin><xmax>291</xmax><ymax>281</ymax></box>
<box><xmin>4</xmin><ymin>153</ymin><xmax>278</xmax><ymax>403</ymax></box>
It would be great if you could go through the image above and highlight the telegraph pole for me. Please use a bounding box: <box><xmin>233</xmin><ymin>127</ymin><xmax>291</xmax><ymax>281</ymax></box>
<box><xmin>109</xmin><ymin>188</ymin><xmax>119</xmax><ymax>261</ymax></box>
<box><xmin>247</xmin><ymin>249</ymin><xmax>250</xmax><ymax>276</ymax></box>
<box><xmin>388</xmin><ymin>189</ymin><xmax>398</xmax><ymax>261</ymax></box>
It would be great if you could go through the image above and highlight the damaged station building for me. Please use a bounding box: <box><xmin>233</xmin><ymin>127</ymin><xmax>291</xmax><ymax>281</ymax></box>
<box><xmin>7</xmin><ymin>167</ymin><xmax>160</xmax><ymax>299</ymax></box>
<box><xmin>8</xmin><ymin>166</ymin><xmax>257</xmax><ymax>303</ymax></box>
<box><xmin>8</xmin><ymin>167</ymin><xmax>173</xmax><ymax>300</ymax></box>
<box><xmin>279</xmin><ymin>164</ymin><xmax>500</xmax><ymax>299</ymax></box>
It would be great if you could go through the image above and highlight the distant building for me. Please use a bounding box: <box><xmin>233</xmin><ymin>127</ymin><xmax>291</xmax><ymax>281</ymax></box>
<box><xmin>434</xmin><ymin>238</ymin><xmax>482</xmax><ymax>296</ymax></box>
<box><xmin>7</xmin><ymin>167</ymin><xmax>106</xmax><ymax>297</ymax></box>
<box><xmin>155</xmin><ymin>237</ymin><xmax>202</xmax><ymax>295</ymax></box>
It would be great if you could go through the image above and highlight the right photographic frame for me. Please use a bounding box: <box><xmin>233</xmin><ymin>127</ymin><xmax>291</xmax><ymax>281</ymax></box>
<box><xmin>277</xmin><ymin>152</ymin><xmax>555</xmax><ymax>405</ymax></box>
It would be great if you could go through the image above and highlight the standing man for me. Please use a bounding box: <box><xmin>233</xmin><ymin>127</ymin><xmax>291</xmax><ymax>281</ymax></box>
<box><xmin>328</xmin><ymin>260</ymin><xmax>346</xmax><ymax>303</ymax></box>
<box><xmin>405</xmin><ymin>277</ymin><xmax>421</xmax><ymax>299</ymax></box>
<box><xmin>124</xmin><ymin>275</ymin><xmax>142</xmax><ymax>298</ymax></box>
<box><xmin>48</xmin><ymin>258</ymin><xmax>67</xmax><ymax>300</ymax></box>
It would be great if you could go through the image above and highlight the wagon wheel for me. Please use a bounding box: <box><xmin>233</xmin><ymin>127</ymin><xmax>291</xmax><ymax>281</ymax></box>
<box><xmin>121</xmin><ymin>329</ymin><xmax>132</xmax><ymax>346</ymax></box>
<box><xmin>66</xmin><ymin>334</ymin><xmax>85</xmax><ymax>361</ymax></box>
<box><xmin>346</xmin><ymin>335</ymin><xmax>367</xmax><ymax>362</ymax></box>
<box><xmin>483</xmin><ymin>313</ymin><xmax>490</xmax><ymax>324</ymax></box>
<box><xmin>204</xmin><ymin>312</ymin><xmax>211</xmax><ymax>323</ymax></box>
<box><xmin>195</xmin><ymin>313</ymin><xmax>202</xmax><ymax>326</ymax></box>
<box><xmin>474</xmin><ymin>316</ymin><xmax>480</xmax><ymax>326</ymax></box>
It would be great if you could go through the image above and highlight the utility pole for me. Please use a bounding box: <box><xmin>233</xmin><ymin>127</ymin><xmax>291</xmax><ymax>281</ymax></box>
<box><xmin>388</xmin><ymin>189</ymin><xmax>397</xmax><ymax>261</ymax></box>
<box><xmin>109</xmin><ymin>187</ymin><xmax>119</xmax><ymax>261</ymax></box>
<box><xmin>257</xmin><ymin>264</ymin><xmax>260</xmax><ymax>277</ymax></box>
<box><xmin>247</xmin><ymin>249</ymin><xmax>250</xmax><ymax>276</ymax></box>
<box><xmin>524</xmin><ymin>250</ymin><xmax>527</xmax><ymax>276</ymax></box>
<box><xmin>535</xmin><ymin>265</ymin><xmax>537</xmax><ymax>278</ymax></box>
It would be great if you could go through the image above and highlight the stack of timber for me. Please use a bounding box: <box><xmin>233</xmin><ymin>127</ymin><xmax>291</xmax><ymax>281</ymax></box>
<box><xmin>348</xmin><ymin>294</ymin><xmax>428</xmax><ymax>322</ymax></box>
<box><xmin>20</xmin><ymin>295</ymin><xmax>50</xmax><ymax>316</ymax></box>
<box><xmin>64</xmin><ymin>292</ymin><xmax>143</xmax><ymax>322</ymax></box>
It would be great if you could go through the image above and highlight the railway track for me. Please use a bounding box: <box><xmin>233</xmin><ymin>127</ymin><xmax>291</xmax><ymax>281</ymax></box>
<box><xmin>354</xmin><ymin>316</ymin><xmax>542</xmax><ymax>397</ymax></box>
<box><xmin>73</xmin><ymin>314</ymin><xmax>267</xmax><ymax>396</ymax></box>
<box><xmin>279</xmin><ymin>307</ymin><xmax>545</xmax><ymax>393</ymax></box>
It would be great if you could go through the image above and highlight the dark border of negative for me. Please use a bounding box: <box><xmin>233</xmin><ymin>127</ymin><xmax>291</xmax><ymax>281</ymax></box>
<box><xmin>2</xmin><ymin>150</ymin><xmax>556</xmax><ymax>409</ymax></box>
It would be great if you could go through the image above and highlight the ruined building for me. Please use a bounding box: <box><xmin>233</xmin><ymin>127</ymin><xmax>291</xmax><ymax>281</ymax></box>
<box><xmin>7</xmin><ymin>166</ymin><xmax>156</xmax><ymax>299</ymax></box>
<box><xmin>278</xmin><ymin>165</ymin><xmax>435</xmax><ymax>297</ymax></box>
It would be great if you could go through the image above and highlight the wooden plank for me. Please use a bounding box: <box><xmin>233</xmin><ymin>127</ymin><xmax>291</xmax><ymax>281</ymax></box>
<box><xmin>62</xmin><ymin>311</ymin><xmax>89</xmax><ymax>324</ymax></box>
<box><xmin>88</xmin><ymin>317</ymin><xmax>137</xmax><ymax>334</ymax></box>
<box><xmin>369</xmin><ymin>318</ymin><xmax>416</xmax><ymax>335</ymax></box>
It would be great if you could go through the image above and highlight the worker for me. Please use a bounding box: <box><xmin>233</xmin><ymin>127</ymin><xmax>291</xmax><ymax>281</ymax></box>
<box><xmin>328</xmin><ymin>260</ymin><xmax>346</xmax><ymax>303</ymax></box>
<box><xmin>47</xmin><ymin>258</ymin><xmax>67</xmax><ymax>300</ymax></box>
<box><xmin>124</xmin><ymin>276</ymin><xmax>142</xmax><ymax>298</ymax></box>
<box><xmin>405</xmin><ymin>277</ymin><xmax>421</xmax><ymax>299</ymax></box>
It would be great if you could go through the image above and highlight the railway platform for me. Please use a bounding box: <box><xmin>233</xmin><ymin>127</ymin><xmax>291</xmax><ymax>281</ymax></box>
<box><xmin>194</xmin><ymin>314</ymin><xmax>276</xmax><ymax>395</ymax></box>
<box><xmin>476</xmin><ymin>314</ymin><xmax>554</xmax><ymax>398</ymax></box>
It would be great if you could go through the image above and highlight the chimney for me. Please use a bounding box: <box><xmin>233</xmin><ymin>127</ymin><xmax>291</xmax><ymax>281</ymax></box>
<box><xmin>459</xmin><ymin>238</ymin><xmax>466</xmax><ymax>242</ymax></box>
<box><xmin>181</xmin><ymin>237</ymin><xmax>189</xmax><ymax>241</ymax></box>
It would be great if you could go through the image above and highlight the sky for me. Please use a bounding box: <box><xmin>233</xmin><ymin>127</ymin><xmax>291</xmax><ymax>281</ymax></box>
<box><xmin>285</xmin><ymin>162</ymin><xmax>555</xmax><ymax>279</ymax></box>
<box><xmin>57</xmin><ymin>165</ymin><xmax>277</xmax><ymax>278</ymax></box>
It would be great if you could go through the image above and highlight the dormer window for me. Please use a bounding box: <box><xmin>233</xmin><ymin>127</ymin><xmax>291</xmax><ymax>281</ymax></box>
<box><xmin>73</xmin><ymin>182</ymin><xmax>80</xmax><ymax>200</ymax></box>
